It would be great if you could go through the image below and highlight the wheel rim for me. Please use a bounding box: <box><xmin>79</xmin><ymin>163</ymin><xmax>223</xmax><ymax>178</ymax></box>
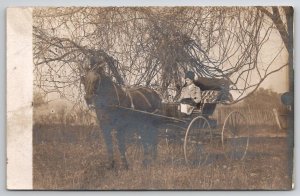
<box><xmin>184</xmin><ymin>116</ymin><xmax>212</xmax><ymax>166</ymax></box>
<box><xmin>221</xmin><ymin>111</ymin><xmax>249</xmax><ymax>160</ymax></box>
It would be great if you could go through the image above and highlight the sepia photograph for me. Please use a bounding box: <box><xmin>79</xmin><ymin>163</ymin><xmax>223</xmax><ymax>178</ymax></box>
<box><xmin>7</xmin><ymin>6</ymin><xmax>294</xmax><ymax>190</ymax></box>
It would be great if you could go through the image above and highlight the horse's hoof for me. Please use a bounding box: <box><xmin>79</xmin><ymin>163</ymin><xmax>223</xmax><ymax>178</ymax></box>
<box><xmin>120</xmin><ymin>158</ymin><xmax>129</xmax><ymax>170</ymax></box>
<box><xmin>142</xmin><ymin>159</ymin><xmax>151</xmax><ymax>168</ymax></box>
<box><xmin>106</xmin><ymin>160</ymin><xmax>115</xmax><ymax>170</ymax></box>
<box><xmin>121</xmin><ymin>163</ymin><xmax>129</xmax><ymax>170</ymax></box>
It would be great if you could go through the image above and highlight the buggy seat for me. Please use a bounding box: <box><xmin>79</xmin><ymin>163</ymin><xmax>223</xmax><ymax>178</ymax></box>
<box><xmin>192</xmin><ymin>77</ymin><xmax>231</xmax><ymax>116</ymax></box>
<box><xmin>193</xmin><ymin>90</ymin><xmax>221</xmax><ymax>116</ymax></box>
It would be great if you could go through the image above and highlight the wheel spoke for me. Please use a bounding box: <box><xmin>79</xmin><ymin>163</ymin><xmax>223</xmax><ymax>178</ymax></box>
<box><xmin>126</xmin><ymin>133</ymin><xmax>143</xmax><ymax>165</ymax></box>
<box><xmin>184</xmin><ymin>116</ymin><xmax>212</xmax><ymax>166</ymax></box>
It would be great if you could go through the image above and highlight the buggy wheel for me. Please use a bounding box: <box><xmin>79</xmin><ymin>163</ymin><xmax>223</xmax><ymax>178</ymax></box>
<box><xmin>164</xmin><ymin>124</ymin><xmax>186</xmax><ymax>163</ymax></box>
<box><xmin>222</xmin><ymin>111</ymin><xmax>249</xmax><ymax>161</ymax></box>
<box><xmin>184</xmin><ymin>116</ymin><xmax>213</xmax><ymax>166</ymax></box>
<box><xmin>126</xmin><ymin>133</ymin><xmax>143</xmax><ymax>166</ymax></box>
<box><xmin>165</xmin><ymin>124</ymin><xmax>186</xmax><ymax>148</ymax></box>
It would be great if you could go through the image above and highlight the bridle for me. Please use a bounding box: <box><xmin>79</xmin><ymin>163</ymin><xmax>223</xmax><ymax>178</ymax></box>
<box><xmin>83</xmin><ymin>70</ymin><xmax>121</xmax><ymax>108</ymax></box>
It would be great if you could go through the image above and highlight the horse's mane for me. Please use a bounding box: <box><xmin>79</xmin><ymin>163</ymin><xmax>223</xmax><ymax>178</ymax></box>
<box><xmin>84</xmin><ymin>71</ymin><xmax>99</xmax><ymax>95</ymax></box>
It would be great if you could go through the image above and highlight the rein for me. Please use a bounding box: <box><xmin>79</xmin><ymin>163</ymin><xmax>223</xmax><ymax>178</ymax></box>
<box><xmin>112</xmin><ymin>82</ymin><xmax>121</xmax><ymax>106</ymax></box>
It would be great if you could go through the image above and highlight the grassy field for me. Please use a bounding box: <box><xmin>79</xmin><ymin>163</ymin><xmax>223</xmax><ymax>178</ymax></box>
<box><xmin>33</xmin><ymin>123</ymin><xmax>292</xmax><ymax>190</ymax></box>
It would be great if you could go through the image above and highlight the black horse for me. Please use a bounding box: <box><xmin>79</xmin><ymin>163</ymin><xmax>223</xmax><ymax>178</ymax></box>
<box><xmin>81</xmin><ymin>67</ymin><xmax>162</xmax><ymax>169</ymax></box>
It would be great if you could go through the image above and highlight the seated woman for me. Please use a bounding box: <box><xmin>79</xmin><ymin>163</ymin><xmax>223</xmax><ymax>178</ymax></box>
<box><xmin>178</xmin><ymin>71</ymin><xmax>201</xmax><ymax>115</ymax></box>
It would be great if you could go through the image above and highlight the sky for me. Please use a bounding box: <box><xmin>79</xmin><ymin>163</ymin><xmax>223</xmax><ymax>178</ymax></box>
<box><xmin>258</xmin><ymin>31</ymin><xmax>289</xmax><ymax>94</ymax></box>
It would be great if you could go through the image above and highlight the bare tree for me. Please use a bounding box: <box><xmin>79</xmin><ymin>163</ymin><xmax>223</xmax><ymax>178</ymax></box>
<box><xmin>256</xmin><ymin>6</ymin><xmax>293</xmax><ymax>183</ymax></box>
<box><xmin>257</xmin><ymin>6</ymin><xmax>293</xmax><ymax>91</ymax></box>
<box><xmin>33</xmin><ymin>7</ymin><xmax>291</xmax><ymax>104</ymax></box>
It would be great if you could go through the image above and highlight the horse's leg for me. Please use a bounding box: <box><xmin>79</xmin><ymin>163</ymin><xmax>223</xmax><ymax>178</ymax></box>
<box><xmin>101</xmin><ymin>124</ymin><xmax>115</xmax><ymax>169</ymax></box>
<box><xmin>141</xmin><ymin>122</ymin><xmax>158</xmax><ymax>167</ymax></box>
<box><xmin>116</xmin><ymin>128</ymin><xmax>129</xmax><ymax>170</ymax></box>
<box><xmin>146</xmin><ymin>123</ymin><xmax>158</xmax><ymax>160</ymax></box>
<box><xmin>150</xmin><ymin>125</ymin><xmax>158</xmax><ymax>161</ymax></box>
<box><xmin>140</xmin><ymin>123</ymin><xmax>153</xmax><ymax>167</ymax></box>
<box><xmin>96</xmin><ymin>109</ymin><xmax>115</xmax><ymax>169</ymax></box>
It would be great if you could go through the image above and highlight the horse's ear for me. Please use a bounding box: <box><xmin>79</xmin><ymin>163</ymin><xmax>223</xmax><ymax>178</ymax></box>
<box><xmin>80</xmin><ymin>75</ymin><xmax>85</xmax><ymax>83</ymax></box>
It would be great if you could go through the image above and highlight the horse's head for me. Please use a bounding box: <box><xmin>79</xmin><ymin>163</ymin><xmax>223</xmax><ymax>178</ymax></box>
<box><xmin>81</xmin><ymin>69</ymin><xmax>100</xmax><ymax>106</ymax></box>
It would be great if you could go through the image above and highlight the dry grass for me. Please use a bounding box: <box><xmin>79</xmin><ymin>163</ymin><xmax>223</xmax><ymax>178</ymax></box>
<box><xmin>33</xmin><ymin>123</ymin><xmax>292</xmax><ymax>190</ymax></box>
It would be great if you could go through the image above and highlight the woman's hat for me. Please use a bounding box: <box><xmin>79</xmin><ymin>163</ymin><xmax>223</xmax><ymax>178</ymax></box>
<box><xmin>185</xmin><ymin>71</ymin><xmax>195</xmax><ymax>80</ymax></box>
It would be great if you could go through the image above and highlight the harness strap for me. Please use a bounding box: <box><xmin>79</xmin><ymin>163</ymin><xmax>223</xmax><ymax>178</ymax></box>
<box><xmin>123</xmin><ymin>88</ymin><xmax>135</xmax><ymax>109</ymax></box>
<box><xmin>112</xmin><ymin>82</ymin><xmax>121</xmax><ymax>106</ymax></box>
<box><xmin>135</xmin><ymin>90</ymin><xmax>152</xmax><ymax>108</ymax></box>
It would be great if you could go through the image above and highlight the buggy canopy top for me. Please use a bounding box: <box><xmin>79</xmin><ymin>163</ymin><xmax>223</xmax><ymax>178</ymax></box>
<box><xmin>194</xmin><ymin>77</ymin><xmax>231</xmax><ymax>91</ymax></box>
